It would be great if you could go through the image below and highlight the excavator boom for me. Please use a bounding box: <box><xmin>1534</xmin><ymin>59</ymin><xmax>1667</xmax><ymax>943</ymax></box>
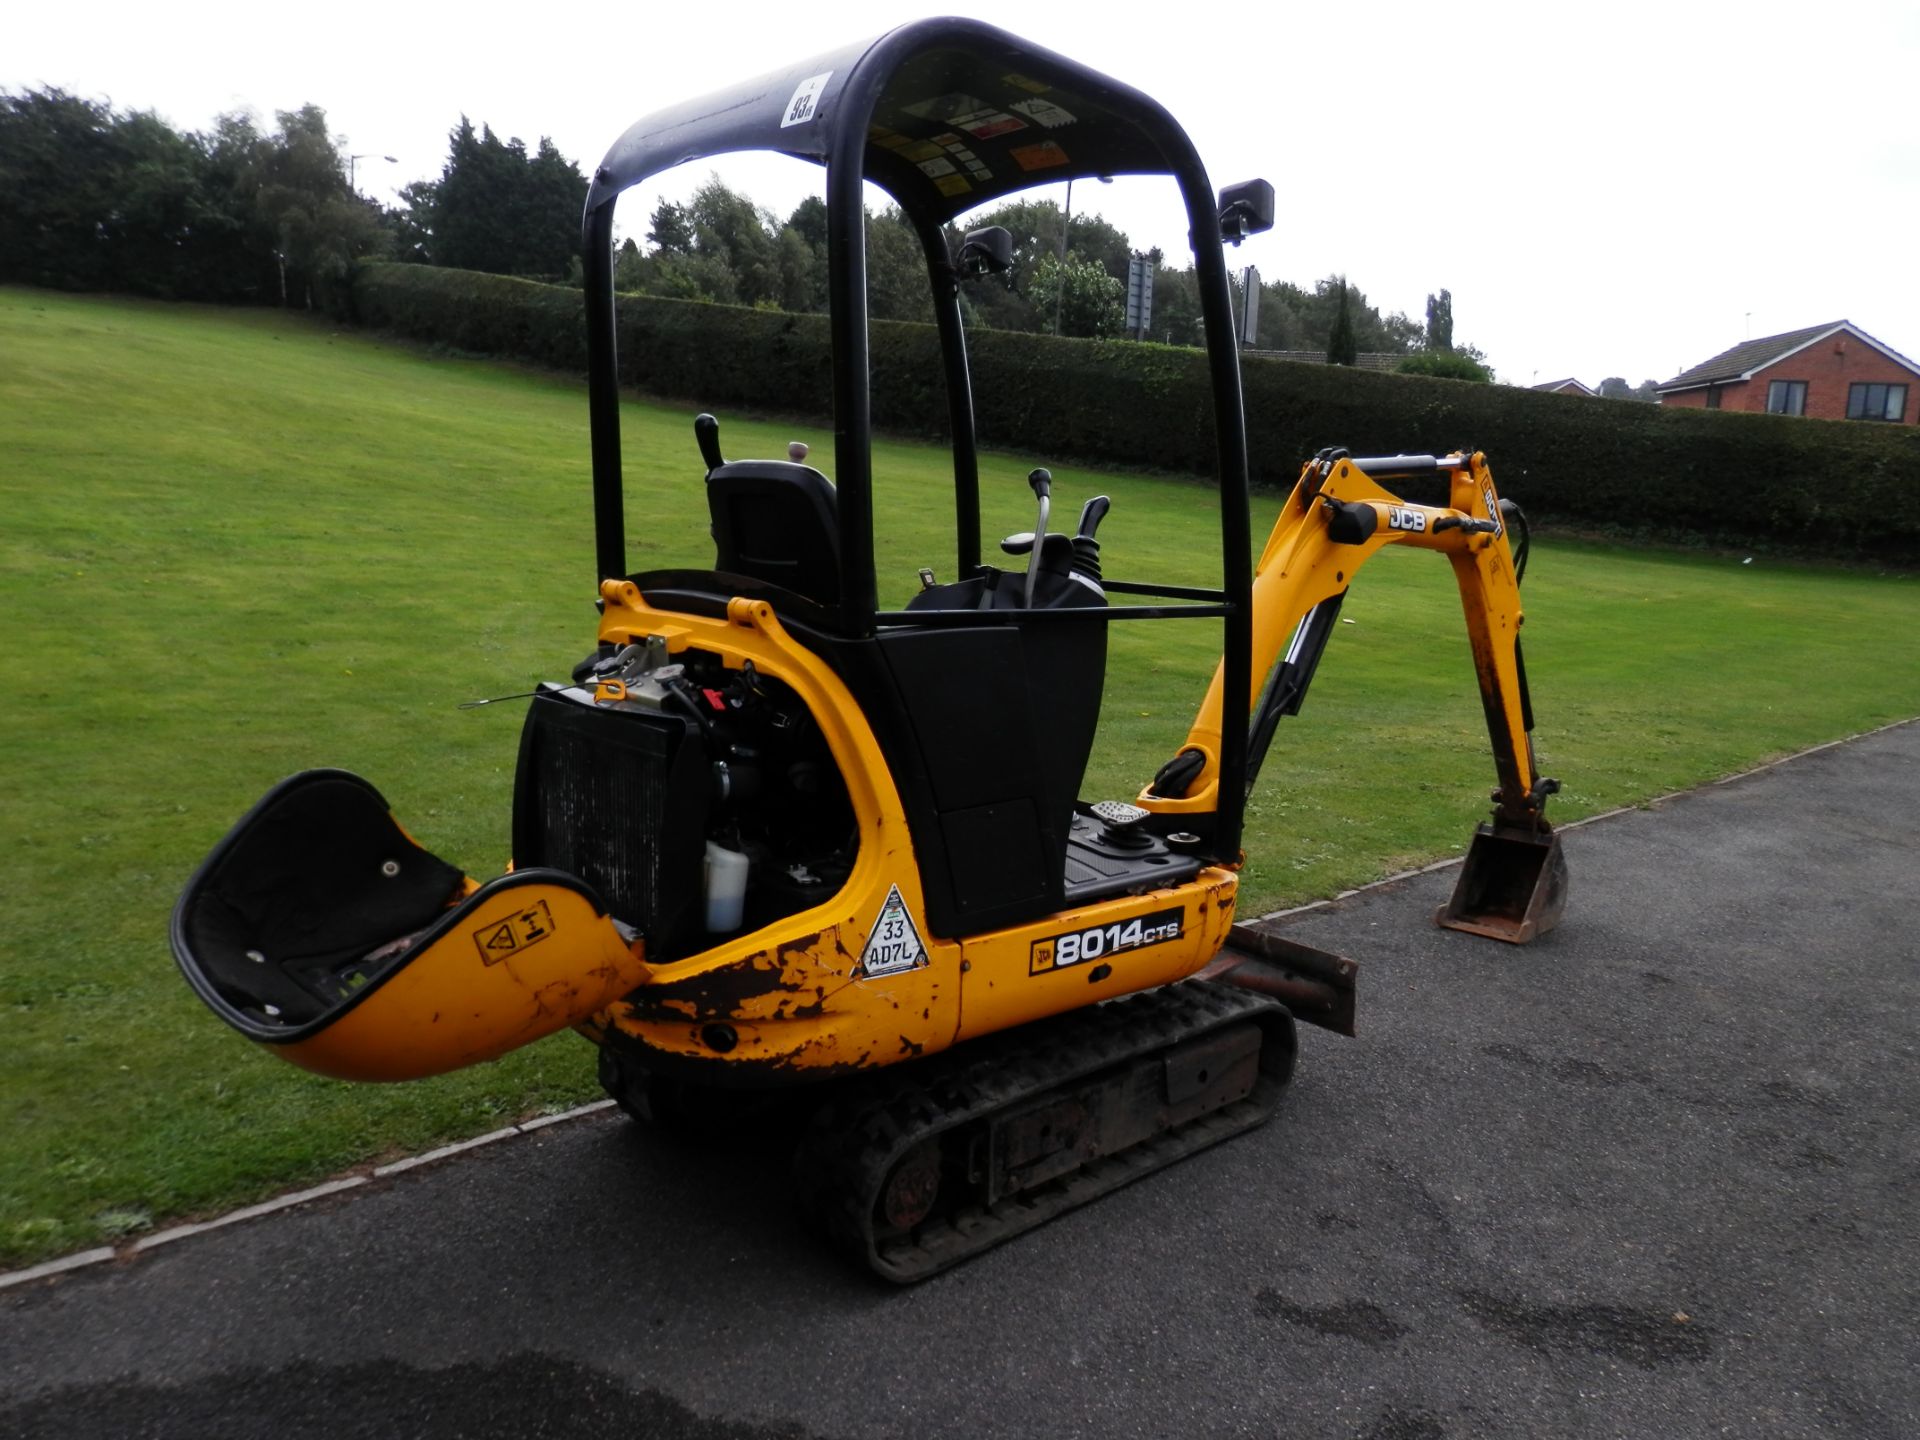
<box><xmin>1144</xmin><ymin>449</ymin><xmax>1566</xmax><ymax>943</ymax></box>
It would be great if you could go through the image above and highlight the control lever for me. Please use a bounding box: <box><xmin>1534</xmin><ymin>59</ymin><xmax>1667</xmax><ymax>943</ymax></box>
<box><xmin>694</xmin><ymin>413</ymin><xmax>724</xmax><ymax>473</ymax></box>
<box><xmin>1072</xmin><ymin>495</ymin><xmax>1111</xmax><ymax>582</ymax></box>
<box><xmin>1024</xmin><ymin>467</ymin><xmax>1052</xmax><ymax>609</ymax></box>
<box><xmin>1077</xmin><ymin>495</ymin><xmax>1110</xmax><ymax>538</ymax></box>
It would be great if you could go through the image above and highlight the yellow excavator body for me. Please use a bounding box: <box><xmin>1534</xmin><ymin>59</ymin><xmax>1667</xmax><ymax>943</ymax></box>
<box><xmin>170</xmin><ymin>18</ymin><xmax>1567</xmax><ymax>1279</ymax></box>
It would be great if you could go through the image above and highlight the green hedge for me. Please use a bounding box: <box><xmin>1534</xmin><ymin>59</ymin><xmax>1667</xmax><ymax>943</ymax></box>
<box><xmin>351</xmin><ymin>263</ymin><xmax>1920</xmax><ymax>560</ymax></box>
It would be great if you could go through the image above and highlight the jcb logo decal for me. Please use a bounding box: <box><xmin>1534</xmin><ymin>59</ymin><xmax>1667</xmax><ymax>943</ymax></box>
<box><xmin>1386</xmin><ymin>506</ymin><xmax>1427</xmax><ymax>533</ymax></box>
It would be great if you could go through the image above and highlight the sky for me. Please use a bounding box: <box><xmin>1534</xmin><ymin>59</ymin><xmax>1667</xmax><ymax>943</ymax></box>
<box><xmin>11</xmin><ymin>0</ymin><xmax>1919</xmax><ymax>387</ymax></box>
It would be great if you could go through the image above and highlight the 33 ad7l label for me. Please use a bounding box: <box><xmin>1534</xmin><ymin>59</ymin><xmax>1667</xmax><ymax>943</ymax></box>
<box><xmin>859</xmin><ymin>884</ymin><xmax>928</xmax><ymax>978</ymax></box>
<box><xmin>1030</xmin><ymin>907</ymin><xmax>1184</xmax><ymax>975</ymax></box>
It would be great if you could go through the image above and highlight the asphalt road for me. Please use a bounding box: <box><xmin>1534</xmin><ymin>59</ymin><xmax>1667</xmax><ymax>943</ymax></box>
<box><xmin>4</xmin><ymin>724</ymin><xmax>1916</xmax><ymax>1440</ymax></box>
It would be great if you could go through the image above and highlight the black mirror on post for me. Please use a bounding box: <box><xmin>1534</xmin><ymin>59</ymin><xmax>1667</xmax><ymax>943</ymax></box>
<box><xmin>958</xmin><ymin>225</ymin><xmax>1015</xmax><ymax>276</ymax></box>
<box><xmin>1217</xmin><ymin>179</ymin><xmax>1275</xmax><ymax>245</ymax></box>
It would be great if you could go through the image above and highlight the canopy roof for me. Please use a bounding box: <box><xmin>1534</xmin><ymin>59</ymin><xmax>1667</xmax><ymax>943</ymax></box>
<box><xmin>585</xmin><ymin>17</ymin><xmax>1201</xmax><ymax>230</ymax></box>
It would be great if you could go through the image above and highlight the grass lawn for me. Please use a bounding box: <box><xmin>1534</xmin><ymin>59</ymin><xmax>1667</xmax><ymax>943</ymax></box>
<box><xmin>3</xmin><ymin>286</ymin><xmax>1916</xmax><ymax>1267</ymax></box>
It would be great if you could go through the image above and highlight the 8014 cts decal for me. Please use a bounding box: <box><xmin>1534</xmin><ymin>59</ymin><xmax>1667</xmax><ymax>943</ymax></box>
<box><xmin>1031</xmin><ymin>907</ymin><xmax>1184</xmax><ymax>975</ymax></box>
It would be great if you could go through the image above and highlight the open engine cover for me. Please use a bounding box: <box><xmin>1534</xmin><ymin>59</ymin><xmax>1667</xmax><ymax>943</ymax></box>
<box><xmin>171</xmin><ymin>769</ymin><xmax>646</xmax><ymax>1081</ymax></box>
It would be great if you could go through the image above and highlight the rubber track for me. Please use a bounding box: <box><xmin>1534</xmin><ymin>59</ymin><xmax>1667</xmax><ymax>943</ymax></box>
<box><xmin>794</xmin><ymin>980</ymin><xmax>1296</xmax><ymax>1283</ymax></box>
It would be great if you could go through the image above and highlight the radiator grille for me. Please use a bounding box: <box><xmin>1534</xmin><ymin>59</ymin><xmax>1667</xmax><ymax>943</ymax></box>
<box><xmin>512</xmin><ymin>689</ymin><xmax>708</xmax><ymax>942</ymax></box>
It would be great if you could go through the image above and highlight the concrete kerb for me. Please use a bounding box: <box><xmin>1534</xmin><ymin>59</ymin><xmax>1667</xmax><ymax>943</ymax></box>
<box><xmin>0</xmin><ymin>1100</ymin><xmax>619</xmax><ymax>1293</ymax></box>
<box><xmin>5</xmin><ymin>715</ymin><xmax>1913</xmax><ymax>1294</ymax></box>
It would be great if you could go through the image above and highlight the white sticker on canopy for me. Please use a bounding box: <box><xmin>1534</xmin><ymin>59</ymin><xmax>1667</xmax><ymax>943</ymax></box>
<box><xmin>859</xmin><ymin>885</ymin><xmax>929</xmax><ymax>978</ymax></box>
<box><xmin>1010</xmin><ymin>97</ymin><xmax>1078</xmax><ymax>128</ymax></box>
<box><xmin>782</xmin><ymin>72</ymin><xmax>833</xmax><ymax>128</ymax></box>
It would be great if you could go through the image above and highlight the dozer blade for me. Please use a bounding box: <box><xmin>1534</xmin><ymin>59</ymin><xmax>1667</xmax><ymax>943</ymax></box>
<box><xmin>1201</xmin><ymin>923</ymin><xmax>1358</xmax><ymax>1037</ymax></box>
<box><xmin>172</xmin><ymin>769</ymin><xmax>647</xmax><ymax>1081</ymax></box>
<box><xmin>1436</xmin><ymin>821</ymin><xmax>1568</xmax><ymax>944</ymax></box>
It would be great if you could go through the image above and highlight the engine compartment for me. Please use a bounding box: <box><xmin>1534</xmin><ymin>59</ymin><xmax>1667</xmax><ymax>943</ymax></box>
<box><xmin>514</xmin><ymin>640</ymin><xmax>858</xmax><ymax>964</ymax></box>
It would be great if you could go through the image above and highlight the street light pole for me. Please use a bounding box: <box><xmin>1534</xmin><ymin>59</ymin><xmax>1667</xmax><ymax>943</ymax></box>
<box><xmin>348</xmin><ymin>153</ymin><xmax>398</xmax><ymax>194</ymax></box>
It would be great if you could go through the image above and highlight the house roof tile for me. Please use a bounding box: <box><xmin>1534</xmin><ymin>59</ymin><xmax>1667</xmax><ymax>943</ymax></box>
<box><xmin>1658</xmin><ymin>323</ymin><xmax>1840</xmax><ymax>391</ymax></box>
<box><xmin>1657</xmin><ymin>320</ymin><xmax>1920</xmax><ymax>392</ymax></box>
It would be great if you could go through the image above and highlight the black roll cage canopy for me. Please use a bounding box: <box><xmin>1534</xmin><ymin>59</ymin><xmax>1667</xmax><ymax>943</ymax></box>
<box><xmin>581</xmin><ymin>16</ymin><xmax>1259</xmax><ymax>858</ymax></box>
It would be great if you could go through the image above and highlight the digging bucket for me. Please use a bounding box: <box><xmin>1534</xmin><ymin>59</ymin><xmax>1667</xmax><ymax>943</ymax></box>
<box><xmin>1435</xmin><ymin>822</ymin><xmax>1568</xmax><ymax>944</ymax></box>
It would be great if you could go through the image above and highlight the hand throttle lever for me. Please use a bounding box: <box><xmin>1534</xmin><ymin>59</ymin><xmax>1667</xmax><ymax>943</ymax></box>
<box><xmin>1024</xmin><ymin>468</ymin><xmax>1052</xmax><ymax>609</ymax></box>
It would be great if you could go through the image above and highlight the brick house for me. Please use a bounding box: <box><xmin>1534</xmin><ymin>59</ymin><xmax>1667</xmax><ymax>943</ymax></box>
<box><xmin>1531</xmin><ymin>377</ymin><xmax>1596</xmax><ymax>397</ymax></box>
<box><xmin>1656</xmin><ymin>321</ymin><xmax>1920</xmax><ymax>423</ymax></box>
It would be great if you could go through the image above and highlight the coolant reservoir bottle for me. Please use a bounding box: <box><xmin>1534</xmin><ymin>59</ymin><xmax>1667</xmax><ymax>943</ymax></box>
<box><xmin>704</xmin><ymin>840</ymin><xmax>750</xmax><ymax>932</ymax></box>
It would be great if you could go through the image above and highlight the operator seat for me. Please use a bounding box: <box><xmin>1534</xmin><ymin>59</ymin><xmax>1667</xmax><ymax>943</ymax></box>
<box><xmin>707</xmin><ymin>460</ymin><xmax>841</xmax><ymax>607</ymax></box>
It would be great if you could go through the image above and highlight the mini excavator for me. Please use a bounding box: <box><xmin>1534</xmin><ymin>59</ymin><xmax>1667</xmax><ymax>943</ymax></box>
<box><xmin>172</xmin><ymin>19</ymin><xmax>1567</xmax><ymax>1281</ymax></box>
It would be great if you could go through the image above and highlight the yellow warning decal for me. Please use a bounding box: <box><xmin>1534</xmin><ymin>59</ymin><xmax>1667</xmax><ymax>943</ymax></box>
<box><xmin>473</xmin><ymin>898</ymin><xmax>558</xmax><ymax>965</ymax></box>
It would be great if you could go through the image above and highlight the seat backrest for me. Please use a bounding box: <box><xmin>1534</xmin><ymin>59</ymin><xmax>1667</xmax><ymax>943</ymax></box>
<box><xmin>706</xmin><ymin>460</ymin><xmax>840</xmax><ymax>606</ymax></box>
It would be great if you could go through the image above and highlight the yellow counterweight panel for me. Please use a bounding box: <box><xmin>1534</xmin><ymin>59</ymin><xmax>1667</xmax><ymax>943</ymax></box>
<box><xmin>955</xmin><ymin>868</ymin><xmax>1239</xmax><ymax>1042</ymax></box>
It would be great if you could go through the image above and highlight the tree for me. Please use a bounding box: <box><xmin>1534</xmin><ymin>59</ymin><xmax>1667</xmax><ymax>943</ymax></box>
<box><xmin>249</xmin><ymin>105</ymin><xmax>388</xmax><ymax>307</ymax></box>
<box><xmin>1599</xmin><ymin>376</ymin><xmax>1661</xmax><ymax>403</ymax></box>
<box><xmin>1425</xmin><ymin>289</ymin><xmax>1454</xmax><ymax>352</ymax></box>
<box><xmin>647</xmin><ymin>199</ymin><xmax>694</xmax><ymax>255</ymax></box>
<box><xmin>1396</xmin><ymin>351</ymin><xmax>1491</xmax><ymax>382</ymax></box>
<box><xmin>430</xmin><ymin>118</ymin><xmax>586</xmax><ymax>278</ymax></box>
<box><xmin>864</xmin><ymin>207</ymin><xmax>932</xmax><ymax>322</ymax></box>
<box><xmin>683</xmin><ymin>177</ymin><xmax>782</xmax><ymax>303</ymax></box>
<box><xmin>385</xmin><ymin>179</ymin><xmax>439</xmax><ymax>264</ymax></box>
<box><xmin>1028</xmin><ymin>252</ymin><xmax>1124</xmax><ymax>338</ymax></box>
<box><xmin>1327</xmin><ymin>276</ymin><xmax>1357</xmax><ymax>365</ymax></box>
<box><xmin>0</xmin><ymin>88</ymin><xmax>263</xmax><ymax>299</ymax></box>
<box><xmin>944</xmin><ymin>197</ymin><xmax>1132</xmax><ymax>334</ymax></box>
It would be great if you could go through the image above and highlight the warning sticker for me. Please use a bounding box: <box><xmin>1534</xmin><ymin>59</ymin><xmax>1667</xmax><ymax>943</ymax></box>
<box><xmin>473</xmin><ymin>899</ymin><xmax>557</xmax><ymax>965</ymax></box>
<box><xmin>1009</xmin><ymin>140</ymin><xmax>1070</xmax><ymax>172</ymax></box>
<box><xmin>934</xmin><ymin>174</ymin><xmax>973</xmax><ymax>198</ymax></box>
<box><xmin>859</xmin><ymin>885</ymin><xmax>928</xmax><ymax>978</ymax></box>
<box><xmin>781</xmin><ymin>72</ymin><xmax>833</xmax><ymax>128</ymax></box>
<box><xmin>917</xmin><ymin>156</ymin><xmax>958</xmax><ymax>178</ymax></box>
<box><xmin>1010</xmin><ymin>97</ymin><xmax>1077</xmax><ymax>129</ymax></box>
<box><xmin>1002</xmin><ymin>72</ymin><xmax>1051</xmax><ymax>95</ymax></box>
<box><xmin>952</xmin><ymin>108</ymin><xmax>1028</xmax><ymax>140</ymax></box>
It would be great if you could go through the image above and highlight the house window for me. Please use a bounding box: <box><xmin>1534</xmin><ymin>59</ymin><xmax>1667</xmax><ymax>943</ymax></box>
<box><xmin>1766</xmin><ymin>380</ymin><xmax>1807</xmax><ymax>416</ymax></box>
<box><xmin>1705</xmin><ymin>386</ymin><xmax>1722</xmax><ymax>410</ymax></box>
<box><xmin>1846</xmin><ymin>382</ymin><xmax>1908</xmax><ymax>422</ymax></box>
